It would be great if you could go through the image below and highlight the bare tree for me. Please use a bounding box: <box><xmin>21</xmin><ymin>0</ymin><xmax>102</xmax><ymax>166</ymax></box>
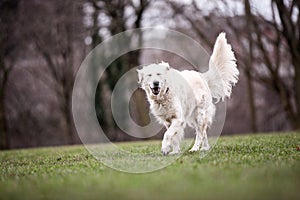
<box><xmin>168</xmin><ymin>0</ymin><xmax>300</xmax><ymax>132</ymax></box>
<box><xmin>272</xmin><ymin>0</ymin><xmax>300</xmax><ymax>129</ymax></box>
<box><xmin>0</xmin><ymin>0</ymin><xmax>21</xmax><ymax>149</ymax></box>
<box><xmin>244</xmin><ymin>0</ymin><xmax>258</xmax><ymax>132</ymax></box>
<box><xmin>20</xmin><ymin>0</ymin><xmax>86</xmax><ymax>143</ymax></box>
<box><xmin>167</xmin><ymin>0</ymin><xmax>258</xmax><ymax>133</ymax></box>
<box><xmin>87</xmin><ymin>0</ymin><xmax>151</xmax><ymax>140</ymax></box>
<box><xmin>244</xmin><ymin>0</ymin><xmax>300</xmax><ymax>130</ymax></box>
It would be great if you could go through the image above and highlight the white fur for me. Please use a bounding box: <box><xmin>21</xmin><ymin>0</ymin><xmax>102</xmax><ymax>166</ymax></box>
<box><xmin>137</xmin><ymin>33</ymin><xmax>239</xmax><ymax>155</ymax></box>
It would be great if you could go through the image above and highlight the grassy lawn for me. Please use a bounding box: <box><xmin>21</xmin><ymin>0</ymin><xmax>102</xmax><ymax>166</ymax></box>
<box><xmin>0</xmin><ymin>132</ymin><xmax>300</xmax><ymax>200</ymax></box>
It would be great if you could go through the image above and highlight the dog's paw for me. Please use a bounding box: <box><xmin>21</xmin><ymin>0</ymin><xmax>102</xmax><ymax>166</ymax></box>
<box><xmin>161</xmin><ymin>136</ymin><xmax>172</xmax><ymax>156</ymax></box>
<box><xmin>161</xmin><ymin>143</ymin><xmax>172</xmax><ymax>155</ymax></box>
<box><xmin>200</xmin><ymin>145</ymin><xmax>210</xmax><ymax>151</ymax></box>
<box><xmin>188</xmin><ymin>147</ymin><xmax>199</xmax><ymax>153</ymax></box>
<box><xmin>161</xmin><ymin>144</ymin><xmax>172</xmax><ymax>156</ymax></box>
<box><xmin>169</xmin><ymin>149</ymin><xmax>181</xmax><ymax>155</ymax></box>
<box><xmin>189</xmin><ymin>144</ymin><xmax>200</xmax><ymax>153</ymax></box>
<box><xmin>161</xmin><ymin>148</ymin><xmax>170</xmax><ymax>156</ymax></box>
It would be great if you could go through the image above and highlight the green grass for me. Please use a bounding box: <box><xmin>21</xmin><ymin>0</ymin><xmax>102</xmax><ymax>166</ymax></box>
<box><xmin>1</xmin><ymin>132</ymin><xmax>300</xmax><ymax>200</ymax></box>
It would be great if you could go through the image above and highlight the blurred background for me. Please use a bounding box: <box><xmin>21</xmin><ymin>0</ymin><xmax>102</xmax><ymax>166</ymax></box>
<box><xmin>0</xmin><ymin>0</ymin><xmax>299</xmax><ymax>149</ymax></box>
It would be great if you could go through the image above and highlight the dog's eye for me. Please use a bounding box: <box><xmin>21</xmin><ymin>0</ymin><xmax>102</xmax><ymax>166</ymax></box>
<box><xmin>147</xmin><ymin>74</ymin><xmax>152</xmax><ymax>77</ymax></box>
<box><xmin>157</xmin><ymin>73</ymin><xmax>161</xmax><ymax>76</ymax></box>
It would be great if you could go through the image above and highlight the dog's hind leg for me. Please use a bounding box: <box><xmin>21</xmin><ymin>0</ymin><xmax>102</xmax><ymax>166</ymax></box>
<box><xmin>189</xmin><ymin>108</ymin><xmax>210</xmax><ymax>152</ymax></box>
<box><xmin>200</xmin><ymin>104</ymin><xmax>215</xmax><ymax>151</ymax></box>
<box><xmin>189</xmin><ymin>121</ymin><xmax>209</xmax><ymax>152</ymax></box>
<box><xmin>189</xmin><ymin>127</ymin><xmax>202</xmax><ymax>152</ymax></box>
<box><xmin>199</xmin><ymin>121</ymin><xmax>210</xmax><ymax>151</ymax></box>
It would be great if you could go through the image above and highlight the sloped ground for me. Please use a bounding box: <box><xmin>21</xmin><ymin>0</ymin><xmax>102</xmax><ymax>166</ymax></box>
<box><xmin>0</xmin><ymin>133</ymin><xmax>300</xmax><ymax>200</ymax></box>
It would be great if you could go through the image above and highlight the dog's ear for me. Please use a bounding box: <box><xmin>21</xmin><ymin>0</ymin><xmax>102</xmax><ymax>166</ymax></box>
<box><xmin>161</xmin><ymin>61</ymin><xmax>170</xmax><ymax>70</ymax></box>
<box><xmin>166</xmin><ymin>64</ymin><xmax>170</xmax><ymax>71</ymax></box>
<box><xmin>136</xmin><ymin>69</ymin><xmax>144</xmax><ymax>86</ymax></box>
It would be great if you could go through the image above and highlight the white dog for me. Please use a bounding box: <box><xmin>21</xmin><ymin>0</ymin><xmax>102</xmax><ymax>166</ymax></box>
<box><xmin>137</xmin><ymin>33</ymin><xmax>239</xmax><ymax>155</ymax></box>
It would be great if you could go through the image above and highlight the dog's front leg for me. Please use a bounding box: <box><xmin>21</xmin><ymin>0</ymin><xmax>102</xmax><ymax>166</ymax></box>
<box><xmin>161</xmin><ymin>119</ymin><xmax>185</xmax><ymax>156</ymax></box>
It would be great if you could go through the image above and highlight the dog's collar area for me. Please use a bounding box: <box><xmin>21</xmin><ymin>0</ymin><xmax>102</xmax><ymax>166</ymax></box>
<box><xmin>165</xmin><ymin>87</ymin><xmax>169</xmax><ymax>94</ymax></box>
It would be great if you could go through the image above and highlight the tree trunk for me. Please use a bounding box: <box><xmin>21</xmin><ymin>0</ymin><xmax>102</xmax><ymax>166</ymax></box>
<box><xmin>63</xmin><ymin>90</ymin><xmax>76</xmax><ymax>144</ymax></box>
<box><xmin>245</xmin><ymin>70</ymin><xmax>257</xmax><ymax>133</ymax></box>
<box><xmin>0</xmin><ymin>91</ymin><xmax>9</xmax><ymax>150</ymax></box>
<box><xmin>64</xmin><ymin>104</ymin><xmax>76</xmax><ymax>144</ymax></box>
<box><xmin>0</xmin><ymin>57</ymin><xmax>9</xmax><ymax>149</ymax></box>
<box><xmin>244</xmin><ymin>0</ymin><xmax>258</xmax><ymax>133</ymax></box>
<box><xmin>293</xmin><ymin>118</ymin><xmax>300</xmax><ymax>130</ymax></box>
<box><xmin>292</xmin><ymin>59</ymin><xmax>300</xmax><ymax>130</ymax></box>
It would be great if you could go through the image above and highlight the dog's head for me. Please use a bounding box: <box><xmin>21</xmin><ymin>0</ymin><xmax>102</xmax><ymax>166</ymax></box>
<box><xmin>137</xmin><ymin>61</ymin><xmax>170</xmax><ymax>97</ymax></box>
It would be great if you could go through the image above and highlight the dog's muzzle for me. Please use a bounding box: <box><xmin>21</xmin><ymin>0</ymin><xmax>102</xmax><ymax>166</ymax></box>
<box><xmin>151</xmin><ymin>81</ymin><xmax>160</xmax><ymax>95</ymax></box>
<box><xmin>151</xmin><ymin>87</ymin><xmax>160</xmax><ymax>95</ymax></box>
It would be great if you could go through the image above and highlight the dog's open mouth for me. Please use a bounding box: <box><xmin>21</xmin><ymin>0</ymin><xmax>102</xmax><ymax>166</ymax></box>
<box><xmin>151</xmin><ymin>87</ymin><xmax>160</xmax><ymax>95</ymax></box>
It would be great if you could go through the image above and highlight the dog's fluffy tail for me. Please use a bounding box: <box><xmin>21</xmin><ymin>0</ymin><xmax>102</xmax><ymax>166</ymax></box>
<box><xmin>203</xmin><ymin>32</ymin><xmax>239</xmax><ymax>102</ymax></box>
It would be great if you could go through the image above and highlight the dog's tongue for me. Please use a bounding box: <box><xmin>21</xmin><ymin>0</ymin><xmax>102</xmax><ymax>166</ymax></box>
<box><xmin>151</xmin><ymin>87</ymin><xmax>160</xmax><ymax>95</ymax></box>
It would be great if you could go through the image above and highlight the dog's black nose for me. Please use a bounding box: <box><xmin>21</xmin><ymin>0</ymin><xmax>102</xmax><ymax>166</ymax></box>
<box><xmin>153</xmin><ymin>81</ymin><xmax>159</xmax><ymax>87</ymax></box>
